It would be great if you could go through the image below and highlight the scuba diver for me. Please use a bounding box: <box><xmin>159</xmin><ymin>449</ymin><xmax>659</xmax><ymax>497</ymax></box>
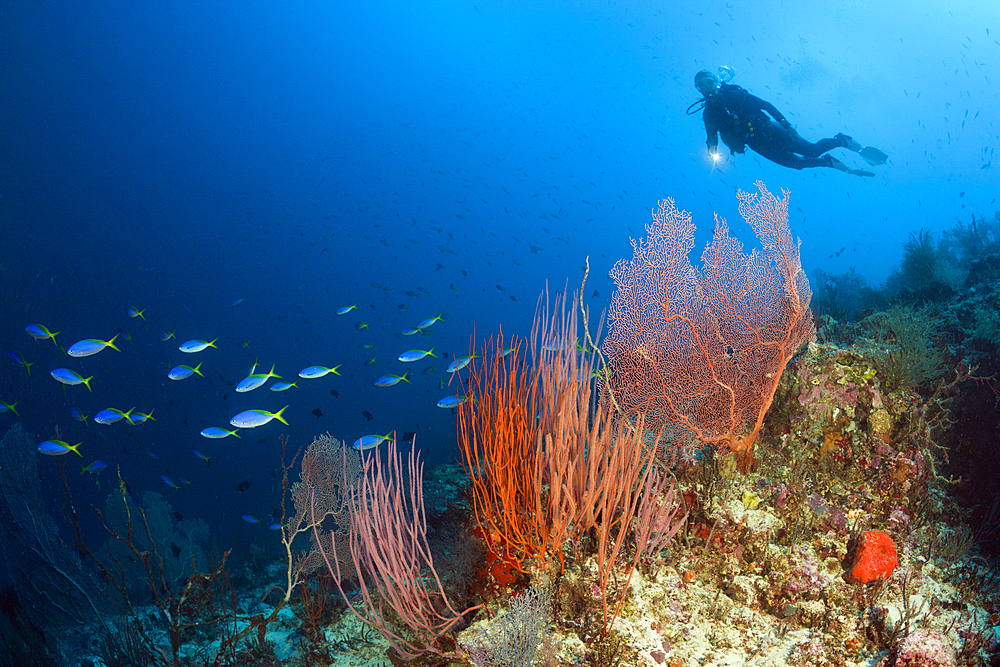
<box><xmin>689</xmin><ymin>68</ymin><xmax>888</xmax><ymax>176</ymax></box>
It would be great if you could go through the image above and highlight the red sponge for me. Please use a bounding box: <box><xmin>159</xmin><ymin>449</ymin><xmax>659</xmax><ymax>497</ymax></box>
<box><xmin>845</xmin><ymin>530</ymin><xmax>898</xmax><ymax>584</ymax></box>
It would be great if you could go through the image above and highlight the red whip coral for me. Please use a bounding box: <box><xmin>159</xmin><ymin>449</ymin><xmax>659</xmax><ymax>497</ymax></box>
<box><xmin>602</xmin><ymin>181</ymin><xmax>814</xmax><ymax>469</ymax></box>
<box><xmin>845</xmin><ymin>530</ymin><xmax>898</xmax><ymax>584</ymax></box>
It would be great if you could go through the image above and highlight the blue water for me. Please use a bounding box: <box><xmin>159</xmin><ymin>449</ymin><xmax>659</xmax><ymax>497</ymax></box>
<box><xmin>2</xmin><ymin>1</ymin><xmax>998</xmax><ymax>576</ymax></box>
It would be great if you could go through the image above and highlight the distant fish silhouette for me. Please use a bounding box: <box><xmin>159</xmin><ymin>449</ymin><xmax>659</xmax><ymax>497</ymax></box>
<box><xmin>312</xmin><ymin>408</ymin><xmax>323</xmax><ymax>418</ymax></box>
<box><xmin>362</xmin><ymin>410</ymin><xmax>374</xmax><ymax>421</ymax></box>
<box><xmin>236</xmin><ymin>481</ymin><xmax>251</xmax><ymax>493</ymax></box>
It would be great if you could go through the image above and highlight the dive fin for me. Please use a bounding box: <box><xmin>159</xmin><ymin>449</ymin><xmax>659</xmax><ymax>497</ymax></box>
<box><xmin>858</xmin><ymin>146</ymin><xmax>888</xmax><ymax>166</ymax></box>
<box><xmin>827</xmin><ymin>157</ymin><xmax>872</xmax><ymax>176</ymax></box>
<box><xmin>827</xmin><ymin>157</ymin><xmax>851</xmax><ymax>173</ymax></box>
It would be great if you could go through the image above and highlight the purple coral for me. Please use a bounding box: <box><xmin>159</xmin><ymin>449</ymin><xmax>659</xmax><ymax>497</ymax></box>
<box><xmin>890</xmin><ymin>628</ymin><xmax>957</xmax><ymax>667</ymax></box>
<box><xmin>783</xmin><ymin>547</ymin><xmax>827</xmax><ymax>598</ymax></box>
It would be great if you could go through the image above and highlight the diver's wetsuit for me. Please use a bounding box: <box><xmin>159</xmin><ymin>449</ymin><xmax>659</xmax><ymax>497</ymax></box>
<box><xmin>702</xmin><ymin>82</ymin><xmax>845</xmax><ymax>169</ymax></box>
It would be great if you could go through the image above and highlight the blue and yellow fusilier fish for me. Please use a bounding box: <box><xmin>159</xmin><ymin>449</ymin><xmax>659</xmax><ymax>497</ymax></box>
<box><xmin>80</xmin><ymin>460</ymin><xmax>106</xmax><ymax>487</ymax></box>
<box><xmin>374</xmin><ymin>372</ymin><xmax>410</xmax><ymax>387</ymax></box>
<box><xmin>415</xmin><ymin>312</ymin><xmax>444</xmax><ymax>329</ymax></box>
<box><xmin>67</xmin><ymin>334</ymin><xmax>120</xmax><ymax>358</ymax></box>
<box><xmin>69</xmin><ymin>406</ymin><xmax>88</xmax><ymax>422</ymax></box>
<box><xmin>160</xmin><ymin>330</ymin><xmax>176</xmax><ymax>341</ymax></box>
<box><xmin>178</xmin><ymin>338</ymin><xmax>218</xmax><ymax>353</ymax></box>
<box><xmin>80</xmin><ymin>460</ymin><xmax>107</xmax><ymax>474</ymax></box>
<box><xmin>127</xmin><ymin>409</ymin><xmax>155</xmax><ymax>425</ymax></box>
<box><xmin>353</xmin><ymin>433</ymin><xmax>393</xmax><ymax>451</ymax></box>
<box><xmin>161</xmin><ymin>475</ymin><xmax>180</xmax><ymax>489</ymax></box>
<box><xmin>242</xmin><ymin>515</ymin><xmax>259</xmax><ymax>524</ymax></box>
<box><xmin>94</xmin><ymin>407</ymin><xmax>135</xmax><ymax>425</ymax></box>
<box><xmin>127</xmin><ymin>306</ymin><xmax>146</xmax><ymax>323</ymax></box>
<box><xmin>229</xmin><ymin>405</ymin><xmax>289</xmax><ymax>428</ymax></box>
<box><xmin>50</xmin><ymin>368</ymin><xmax>93</xmax><ymax>392</ymax></box>
<box><xmin>37</xmin><ymin>439</ymin><xmax>82</xmax><ymax>456</ymax></box>
<box><xmin>25</xmin><ymin>323</ymin><xmax>61</xmax><ymax>348</ymax></box>
<box><xmin>336</xmin><ymin>303</ymin><xmax>357</xmax><ymax>315</ymax></box>
<box><xmin>298</xmin><ymin>365</ymin><xmax>341</xmax><ymax>379</ymax></box>
<box><xmin>400</xmin><ymin>327</ymin><xmax>422</xmax><ymax>336</ymax></box>
<box><xmin>200</xmin><ymin>426</ymin><xmax>241</xmax><ymax>439</ymax></box>
<box><xmin>191</xmin><ymin>449</ymin><xmax>211</xmax><ymax>466</ymax></box>
<box><xmin>270</xmin><ymin>381</ymin><xmax>297</xmax><ymax>392</ymax></box>
<box><xmin>1</xmin><ymin>400</ymin><xmax>21</xmax><ymax>417</ymax></box>
<box><xmin>436</xmin><ymin>395</ymin><xmax>470</xmax><ymax>409</ymax></box>
<box><xmin>7</xmin><ymin>350</ymin><xmax>35</xmax><ymax>376</ymax></box>
<box><xmin>236</xmin><ymin>363</ymin><xmax>281</xmax><ymax>392</ymax></box>
<box><xmin>398</xmin><ymin>348</ymin><xmax>436</xmax><ymax>363</ymax></box>
<box><xmin>446</xmin><ymin>354</ymin><xmax>479</xmax><ymax>373</ymax></box>
<box><xmin>168</xmin><ymin>362</ymin><xmax>203</xmax><ymax>380</ymax></box>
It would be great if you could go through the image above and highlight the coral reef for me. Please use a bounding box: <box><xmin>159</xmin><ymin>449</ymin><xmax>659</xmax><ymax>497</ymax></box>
<box><xmin>13</xmin><ymin>201</ymin><xmax>1000</xmax><ymax>667</ymax></box>
<box><xmin>446</xmin><ymin>338</ymin><xmax>996</xmax><ymax>667</ymax></box>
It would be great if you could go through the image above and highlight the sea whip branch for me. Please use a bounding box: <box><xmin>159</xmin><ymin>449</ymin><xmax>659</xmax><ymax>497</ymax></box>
<box><xmin>316</xmin><ymin>436</ymin><xmax>482</xmax><ymax>661</ymax></box>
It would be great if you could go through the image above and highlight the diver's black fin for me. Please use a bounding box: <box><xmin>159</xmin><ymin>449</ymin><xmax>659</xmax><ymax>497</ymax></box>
<box><xmin>827</xmin><ymin>157</ymin><xmax>852</xmax><ymax>173</ymax></box>
<box><xmin>838</xmin><ymin>133</ymin><xmax>863</xmax><ymax>152</ymax></box>
<box><xmin>827</xmin><ymin>157</ymin><xmax>872</xmax><ymax>176</ymax></box>
<box><xmin>858</xmin><ymin>146</ymin><xmax>888</xmax><ymax>166</ymax></box>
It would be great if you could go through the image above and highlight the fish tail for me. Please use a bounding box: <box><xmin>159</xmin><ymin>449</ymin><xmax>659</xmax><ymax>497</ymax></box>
<box><xmin>273</xmin><ymin>405</ymin><xmax>289</xmax><ymax>425</ymax></box>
